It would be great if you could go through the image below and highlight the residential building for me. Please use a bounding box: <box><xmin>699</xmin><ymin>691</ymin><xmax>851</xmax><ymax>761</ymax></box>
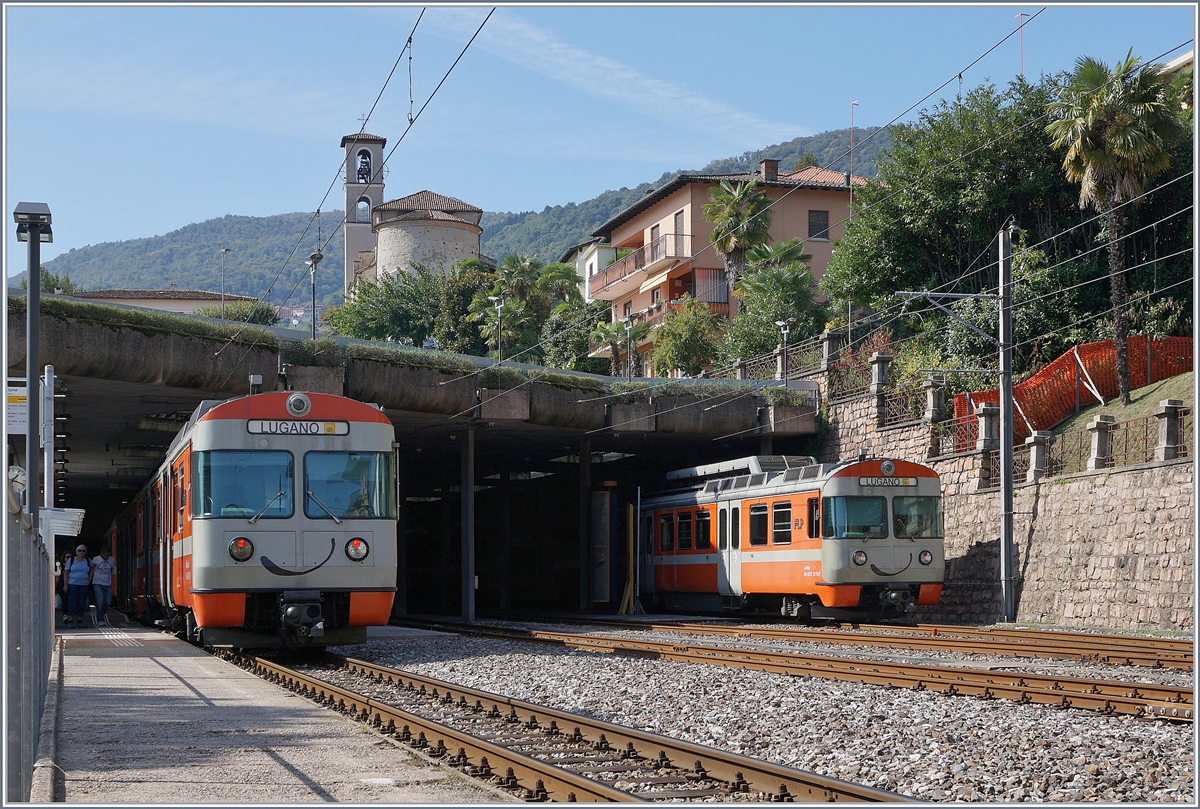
<box><xmin>586</xmin><ymin>159</ymin><xmax>866</xmax><ymax>375</ymax></box>
<box><xmin>558</xmin><ymin>236</ymin><xmax>616</xmax><ymax>301</ymax></box>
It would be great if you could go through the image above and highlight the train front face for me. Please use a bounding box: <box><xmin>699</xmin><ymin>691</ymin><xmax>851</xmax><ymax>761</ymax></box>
<box><xmin>817</xmin><ymin>459</ymin><xmax>945</xmax><ymax>617</ymax></box>
<box><xmin>188</xmin><ymin>392</ymin><xmax>397</xmax><ymax>647</ymax></box>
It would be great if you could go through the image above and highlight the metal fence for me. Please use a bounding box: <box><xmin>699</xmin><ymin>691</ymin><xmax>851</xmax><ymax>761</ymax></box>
<box><xmin>1107</xmin><ymin>414</ymin><xmax>1158</xmax><ymax>468</ymax></box>
<box><xmin>827</xmin><ymin>359</ymin><xmax>872</xmax><ymax>400</ymax></box>
<box><xmin>984</xmin><ymin>444</ymin><xmax>1031</xmax><ymax>489</ymax></box>
<box><xmin>881</xmin><ymin>382</ymin><xmax>924</xmax><ymax>427</ymax></box>
<box><xmin>1046</xmin><ymin>428</ymin><xmax>1091</xmax><ymax>477</ymax></box>
<box><xmin>741</xmin><ymin>353</ymin><xmax>777</xmax><ymax>381</ymax></box>
<box><xmin>931</xmin><ymin>415</ymin><xmax>977</xmax><ymax>457</ymax></box>
<box><xmin>784</xmin><ymin>336</ymin><xmax>823</xmax><ymax>378</ymax></box>
<box><xmin>1178</xmin><ymin>407</ymin><xmax>1192</xmax><ymax>458</ymax></box>
<box><xmin>6</xmin><ymin>485</ymin><xmax>54</xmax><ymax>802</ymax></box>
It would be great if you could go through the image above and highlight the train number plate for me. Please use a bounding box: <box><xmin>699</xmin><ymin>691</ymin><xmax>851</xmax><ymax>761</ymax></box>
<box><xmin>858</xmin><ymin>476</ymin><xmax>917</xmax><ymax>486</ymax></box>
<box><xmin>247</xmin><ymin>420</ymin><xmax>350</xmax><ymax>436</ymax></box>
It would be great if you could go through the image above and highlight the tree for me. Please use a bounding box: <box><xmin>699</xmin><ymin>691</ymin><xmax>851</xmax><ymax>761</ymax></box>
<box><xmin>542</xmin><ymin>300</ymin><xmax>611</xmax><ymax>374</ymax></box>
<box><xmin>792</xmin><ymin>152</ymin><xmax>819</xmax><ymax>171</ymax></box>
<box><xmin>495</xmin><ymin>253</ymin><xmax>543</xmax><ymax>302</ymax></box>
<box><xmin>433</xmin><ymin>260</ymin><xmax>496</xmax><ymax>356</ymax></box>
<box><xmin>590</xmin><ymin>317</ymin><xmax>650</xmax><ymax>378</ymax></box>
<box><xmin>322</xmin><ymin>263</ymin><xmax>443</xmax><ymax>345</ymax></box>
<box><xmin>701</xmin><ymin>178</ymin><xmax>773</xmax><ymax>303</ymax></box>
<box><xmin>468</xmin><ymin>292</ymin><xmax>534</xmax><ymax>360</ymax></box>
<box><xmin>719</xmin><ymin>239</ymin><xmax>826</xmax><ymax>364</ymax></box>
<box><xmin>533</xmin><ymin>262</ymin><xmax>584</xmax><ymax>308</ymax></box>
<box><xmin>22</xmin><ymin>266</ymin><xmax>78</xmax><ymax>294</ymax></box>
<box><xmin>195</xmin><ymin>298</ymin><xmax>280</xmax><ymax>326</ymax></box>
<box><xmin>651</xmin><ymin>295</ymin><xmax>721</xmax><ymax>378</ymax></box>
<box><xmin>1046</xmin><ymin>50</ymin><xmax>1189</xmax><ymax>403</ymax></box>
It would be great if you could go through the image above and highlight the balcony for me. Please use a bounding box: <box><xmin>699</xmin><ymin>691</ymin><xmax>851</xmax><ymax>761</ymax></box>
<box><xmin>588</xmin><ymin>299</ymin><xmax>730</xmax><ymax>359</ymax></box>
<box><xmin>588</xmin><ymin>233</ymin><xmax>692</xmax><ymax>300</ymax></box>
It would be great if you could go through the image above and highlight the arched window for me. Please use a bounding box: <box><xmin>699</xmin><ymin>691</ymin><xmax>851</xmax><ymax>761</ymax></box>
<box><xmin>355</xmin><ymin>198</ymin><xmax>370</xmax><ymax>224</ymax></box>
<box><xmin>356</xmin><ymin>150</ymin><xmax>372</xmax><ymax>184</ymax></box>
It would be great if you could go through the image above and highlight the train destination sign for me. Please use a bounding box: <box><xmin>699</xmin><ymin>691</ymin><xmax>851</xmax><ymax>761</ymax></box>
<box><xmin>247</xmin><ymin>420</ymin><xmax>350</xmax><ymax>436</ymax></box>
<box><xmin>859</xmin><ymin>476</ymin><xmax>917</xmax><ymax>487</ymax></box>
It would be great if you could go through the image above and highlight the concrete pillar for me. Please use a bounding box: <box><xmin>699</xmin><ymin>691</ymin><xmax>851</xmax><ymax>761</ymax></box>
<box><xmin>498</xmin><ymin>468</ymin><xmax>512</xmax><ymax>611</ymax></box>
<box><xmin>923</xmin><ymin>375</ymin><xmax>945</xmax><ymax>423</ymax></box>
<box><xmin>578</xmin><ymin>438</ymin><xmax>591</xmax><ymax>612</ymax></box>
<box><xmin>775</xmin><ymin>344</ymin><xmax>786</xmax><ymax>381</ymax></box>
<box><xmin>459</xmin><ymin>429</ymin><xmax>475</xmax><ymax>622</ymax></box>
<box><xmin>819</xmin><ymin>329</ymin><xmax>842</xmax><ymax>372</ymax></box>
<box><xmin>1024</xmin><ymin>431</ymin><xmax>1054</xmax><ymax>482</ymax></box>
<box><xmin>869</xmin><ymin>352</ymin><xmax>891</xmax><ymax>395</ymax></box>
<box><xmin>1086</xmin><ymin>415</ymin><xmax>1116</xmax><ymax>471</ymax></box>
<box><xmin>735</xmin><ymin>359</ymin><xmax>747</xmax><ymax>381</ymax></box>
<box><xmin>975</xmin><ymin>403</ymin><xmax>1000</xmax><ymax>452</ymax></box>
<box><xmin>759</xmin><ymin>434</ymin><xmax>773</xmax><ymax>455</ymax></box>
<box><xmin>1154</xmin><ymin>399</ymin><xmax>1185</xmax><ymax>461</ymax></box>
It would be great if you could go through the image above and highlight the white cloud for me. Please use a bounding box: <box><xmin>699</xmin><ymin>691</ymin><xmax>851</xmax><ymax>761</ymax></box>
<box><xmin>423</xmin><ymin>8</ymin><xmax>803</xmax><ymax>147</ymax></box>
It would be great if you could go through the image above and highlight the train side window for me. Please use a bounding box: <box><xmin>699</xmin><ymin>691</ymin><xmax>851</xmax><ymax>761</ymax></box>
<box><xmin>644</xmin><ymin>515</ymin><xmax>655</xmax><ymax>554</ymax></box>
<box><xmin>718</xmin><ymin>508</ymin><xmax>728</xmax><ymax>550</ymax></box>
<box><xmin>695</xmin><ymin>510</ymin><xmax>711</xmax><ymax>549</ymax></box>
<box><xmin>731</xmin><ymin>507</ymin><xmax>740</xmax><ymax>549</ymax></box>
<box><xmin>772</xmin><ymin>502</ymin><xmax>792</xmax><ymax>545</ymax></box>
<box><xmin>748</xmin><ymin>504</ymin><xmax>768</xmax><ymax>546</ymax></box>
<box><xmin>807</xmin><ymin>498</ymin><xmax>820</xmax><ymax>539</ymax></box>
<box><xmin>677</xmin><ymin>512</ymin><xmax>692</xmax><ymax>550</ymax></box>
<box><xmin>659</xmin><ymin>513</ymin><xmax>674</xmax><ymax>552</ymax></box>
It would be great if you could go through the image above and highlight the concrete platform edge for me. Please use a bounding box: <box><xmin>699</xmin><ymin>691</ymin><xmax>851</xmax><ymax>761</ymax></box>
<box><xmin>30</xmin><ymin>634</ymin><xmax>63</xmax><ymax>803</ymax></box>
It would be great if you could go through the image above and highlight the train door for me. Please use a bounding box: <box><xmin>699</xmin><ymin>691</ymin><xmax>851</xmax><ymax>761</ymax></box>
<box><xmin>717</xmin><ymin>502</ymin><xmax>742</xmax><ymax>595</ymax></box>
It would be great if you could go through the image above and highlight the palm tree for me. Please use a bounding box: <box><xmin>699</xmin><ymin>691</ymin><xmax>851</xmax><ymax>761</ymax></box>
<box><xmin>701</xmin><ymin>178</ymin><xmax>773</xmax><ymax>305</ymax></box>
<box><xmin>496</xmin><ymin>254</ymin><xmax>544</xmax><ymax>303</ymax></box>
<box><xmin>745</xmin><ymin>237</ymin><xmax>812</xmax><ymax>272</ymax></box>
<box><xmin>467</xmin><ymin>291</ymin><xmax>531</xmax><ymax>358</ymax></box>
<box><xmin>534</xmin><ymin>262</ymin><xmax>584</xmax><ymax>308</ymax></box>
<box><xmin>589</xmin><ymin>319</ymin><xmax>649</xmax><ymax>378</ymax></box>
<box><xmin>1046</xmin><ymin>50</ymin><xmax>1189</xmax><ymax>404</ymax></box>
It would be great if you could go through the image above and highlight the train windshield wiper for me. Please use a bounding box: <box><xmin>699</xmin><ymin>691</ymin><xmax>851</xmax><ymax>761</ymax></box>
<box><xmin>248</xmin><ymin>491</ymin><xmax>286</xmax><ymax>524</ymax></box>
<box><xmin>306</xmin><ymin>490</ymin><xmax>343</xmax><ymax>524</ymax></box>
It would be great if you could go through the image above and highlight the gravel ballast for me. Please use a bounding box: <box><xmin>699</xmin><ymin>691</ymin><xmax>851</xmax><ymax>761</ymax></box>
<box><xmin>333</xmin><ymin>630</ymin><xmax>1194</xmax><ymax>803</ymax></box>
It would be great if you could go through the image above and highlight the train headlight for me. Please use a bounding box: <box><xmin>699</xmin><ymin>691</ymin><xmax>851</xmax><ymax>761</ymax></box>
<box><xmin>852</xmin><ymin>550</ymin><xmax>868</xmax><ymax>566</ymax></box>
<box><xmin>918</xmin><ymin>549</ymin><xmax>933</xmax><ymax>566</ymax></box>
<box><xmin>285</xmin><ymin>393</ymin><xmax>312</xmax><ymax>417</ymax></box>
<box><xmin>880</xmin><ymin>460</ymin><xmax>896</xmax><ymax>476</ymax></box>
<box><xmin>229</xmin><ymin>536</ymin><xmax>254</xmax><ymax>562</ymax></box>
<box><xmin>345</xmin><ymin>537</ymin><xmax>370</xmax><ymax>562</ymax></box>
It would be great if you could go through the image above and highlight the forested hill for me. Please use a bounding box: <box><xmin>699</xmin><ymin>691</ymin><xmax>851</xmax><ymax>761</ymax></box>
<box><xmin>41</xmin><ymin>212</ymin><xmax>347</xmax><ymax>305</ymax></box>
<box><xmin>480</xmin><ymin>126</ymin><xmax>888</xmax><ymax>262</ymax></box>
<box><xmin>40</xmin><ymin>126</ymin><xmax>887</xmax><ymax>296</ymax></box>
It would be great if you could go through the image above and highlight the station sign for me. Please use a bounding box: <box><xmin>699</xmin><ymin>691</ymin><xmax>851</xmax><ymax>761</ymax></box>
<box><xmin>6</xmin><ymin>379</ymin><xmax>27</xmax><ymax>432</ymax></box>
<box><xmin>858</xmin><ymin>476</ymin><xmax>917</xmax><ymax>487</ymax></box>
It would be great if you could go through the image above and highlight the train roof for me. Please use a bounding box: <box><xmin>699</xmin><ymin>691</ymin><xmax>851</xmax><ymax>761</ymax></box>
<box><xmin>652</xmin><ymin>454</ymin><xmax>936</xmax><ymax>503</ymax></box>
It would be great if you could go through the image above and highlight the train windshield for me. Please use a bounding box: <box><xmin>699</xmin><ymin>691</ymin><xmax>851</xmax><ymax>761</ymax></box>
<box><xmin>821</xmin><ymin>496</ymin><xmax>887</xmax><ymax>539</ymax></box>
<box><xmin>194</xmin><ymin>451</ymin><xmax>294</xmax><ymax>519</ymax></box>
<box><xmin>893</xmin><ymin>497</ymin><xmax>944</xmax><ymax>538</ymax></box>
<box><xmin>304</xmin><ymin>452</ymin><xmax>396</xmax><ymax>519</ymax></box>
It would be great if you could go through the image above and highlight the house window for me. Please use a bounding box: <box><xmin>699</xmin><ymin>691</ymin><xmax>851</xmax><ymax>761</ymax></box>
<box><xmin>587</xmin><ymin>261</ymin><xmax>596</xmax><ymax>277</ymax></box>
<box><xmin>651</xmin><ymin>224</ymin><xmax>661</xmax><ymax>261</ymax></box>
<box><xmin>623</xmin><ymin>302</ymin><xmax>633</xmax><ymax>318</ymax></box>
<box><xmin>809</xmin><ymin>210</ymin><xmax>830</xmax><ymax>240</ymax></box>
<box><xmin>652</xmin><ymin>288</ymin><xmax>661</xmax><ymax>304</ymax></box>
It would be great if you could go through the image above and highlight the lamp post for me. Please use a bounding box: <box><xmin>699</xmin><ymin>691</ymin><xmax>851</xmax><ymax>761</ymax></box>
<box><xmin>14</xmin><ymin>203</ymin><xmax>52</xmax><ymax>531</ymax></box>
<box><xmin>775</xmin><ymin>318</ymin><xmax>795</xmax><ymax>386</ymax></box>
<box><xmin>305</xmin><ymin>251</ymin><xmax>323</xmax><ymax>340</ymax></box>
<box><xmin>623</xmin><ymin>318</ymin><xmax>635</xmax><ymax>383</ymax></box>
<box><xmin>219</xmin><ymin>247</ymin><xmax>231</xmax><ymax>319</ymax></box>
<box><xmin>487</xmin><ymin>295</ymin><xmax>505</xmax><ymax>365</ymax></box>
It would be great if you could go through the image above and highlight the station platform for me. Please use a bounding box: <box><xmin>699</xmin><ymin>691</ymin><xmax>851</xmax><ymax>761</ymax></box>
<box><xmin>34</xmin><ymin>614</ymin><xmax>508</xmax><ymax>804</ymax></box>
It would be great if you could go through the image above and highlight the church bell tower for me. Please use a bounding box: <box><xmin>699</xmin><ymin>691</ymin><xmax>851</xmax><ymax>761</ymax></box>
<box><xmin>341</xmin><ymin>132</ymin><xmax>387</xmax><ymax>292</ymax></box>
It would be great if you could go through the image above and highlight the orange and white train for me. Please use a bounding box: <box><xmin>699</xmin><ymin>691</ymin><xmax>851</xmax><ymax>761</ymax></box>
<box><xmin>108</xmin><ymin>391</ymin><xmax>397</xmax><ymax>647</ymax></box>
<box><xmin>639</xmin><ymin>454</ymin><xmax>945</xmax><ymax>619</ymax></box>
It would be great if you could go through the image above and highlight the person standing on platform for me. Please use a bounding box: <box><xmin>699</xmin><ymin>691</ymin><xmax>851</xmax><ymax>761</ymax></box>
<box><xmin>63</xmin><ymin>545</ymin><xmax>92</xmax><ymax>628</ymax></box>
<box><xmin>91</xmin><ymin>545</ymin><xmax>116</xmax><ymax>627</ymax></box>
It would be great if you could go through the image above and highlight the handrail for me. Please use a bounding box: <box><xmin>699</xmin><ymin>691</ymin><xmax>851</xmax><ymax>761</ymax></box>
<box><xmin>588</xmin><ymin>233</ymin><xmax>692</xmax><ymax>296</ymax></box>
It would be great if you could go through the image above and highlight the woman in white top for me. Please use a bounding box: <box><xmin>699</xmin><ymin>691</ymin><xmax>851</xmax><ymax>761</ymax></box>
<box><xmin>90</xmin><ymin>546</ymin><xmax>117</xmax><ymax>627</ymax></box>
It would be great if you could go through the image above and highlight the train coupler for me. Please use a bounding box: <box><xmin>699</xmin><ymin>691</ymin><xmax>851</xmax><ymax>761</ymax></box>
<box><xmin>279</xmin><ymin>590</ymin><xmax>325</xmax><ymax>641</ymax></box>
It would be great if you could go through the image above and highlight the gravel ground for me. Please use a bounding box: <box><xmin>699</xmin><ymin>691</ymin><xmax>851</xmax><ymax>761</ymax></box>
<box><xmin>332</xmin><ymin>631</ymin><xmax>1195</xmax><ymax>803</ymax></box>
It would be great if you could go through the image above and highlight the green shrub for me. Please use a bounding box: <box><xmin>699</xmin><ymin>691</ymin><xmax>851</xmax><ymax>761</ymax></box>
<box><xmin>761</xmin><ymin>386</ymin><xmax>809</xmax><ymax>407</ymax></box>
<box><xmin>7</xmin><ymin>295</ymin><xmax>276</xmax><ymax>347</ymax></box>
<box><xmin>346</xmin><ymin>342</ymin><xmax>475</xmax><ymax>376</ymax></box>
<box><xmin>609</xmin><ymin>381</ymin><xmax>652</xmax><ymax>404</ymax></box>
<box><xmin>528</xmin><ymin>369</ymin><xmax>606</xmax><ymax>394</ymax></box>
<box><xmin>282</xmin><ymin>338</ymin><xmax>344</xmax><ymax>367</ymax></box>
<box><xmin>479</xmin><ymin>365</ymin><xmax>528</xmax><ymax>390</ymax></box>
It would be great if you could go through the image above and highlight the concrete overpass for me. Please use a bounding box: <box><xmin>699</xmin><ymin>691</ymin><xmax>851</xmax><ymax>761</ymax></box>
<box><xmin>6</xmin><ymin>295</ymin><xmax>818</xmax><ymax>613</ymax></box>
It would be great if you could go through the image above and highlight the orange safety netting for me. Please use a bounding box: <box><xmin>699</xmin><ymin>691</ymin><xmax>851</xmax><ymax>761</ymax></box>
<box><xmin>951</xmin><ymin>336</ymin><xmax>1192</xmax><ymax>447</ymax></box>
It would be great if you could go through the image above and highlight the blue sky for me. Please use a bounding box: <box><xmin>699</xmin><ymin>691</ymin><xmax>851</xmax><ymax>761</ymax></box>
<box><xmin>3</xmin><ymin>3</ymin><xmax>1195</xmax><ymax>276</ymax></box>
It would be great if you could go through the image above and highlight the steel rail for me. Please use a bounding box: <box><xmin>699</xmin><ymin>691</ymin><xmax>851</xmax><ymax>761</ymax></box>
<box><xmin>536</xmin><ymin>617</ymin><xmax>1192</xmax><ymax>670</ymax></box>
<box><xmin>329</xmin><ymin>653</ymin><xmax>911</xmax><ymax>803</ymax></box>
<box><xmin>226</xmin><ymin>651</ymin><xmax>636</xmax><ymax>802</ymax></box>
<box><xmin>404</xmin><ymin>619</ymin><xmax>1193</xmax><ymax>722</ymax></box>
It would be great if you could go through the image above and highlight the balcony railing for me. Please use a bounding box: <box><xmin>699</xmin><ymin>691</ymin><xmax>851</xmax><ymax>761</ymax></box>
<box><xmin>635</xmin><ymin>299</ymin><xmax>728</xmax><ymax>329</ymax></box>
<box><xmin>588</xmin><ymin>233</ymin><xmax>692</xmax><ymax>297</ymax></box>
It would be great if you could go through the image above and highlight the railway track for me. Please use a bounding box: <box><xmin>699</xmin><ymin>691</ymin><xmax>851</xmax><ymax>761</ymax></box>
<box><xmin>400</xmin><ymin>619</ymin><xmax>1194</xmax><ymax>722</ymax></box>
<box><xmin>533</xmin><ymin>617</ymin><xmax>1193</xmax><ymax>670</ymax></box>
<box><xmin>218</xmin><ymin>649</ymin><xmax>909</xmax><ymax>802</ymax></box>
